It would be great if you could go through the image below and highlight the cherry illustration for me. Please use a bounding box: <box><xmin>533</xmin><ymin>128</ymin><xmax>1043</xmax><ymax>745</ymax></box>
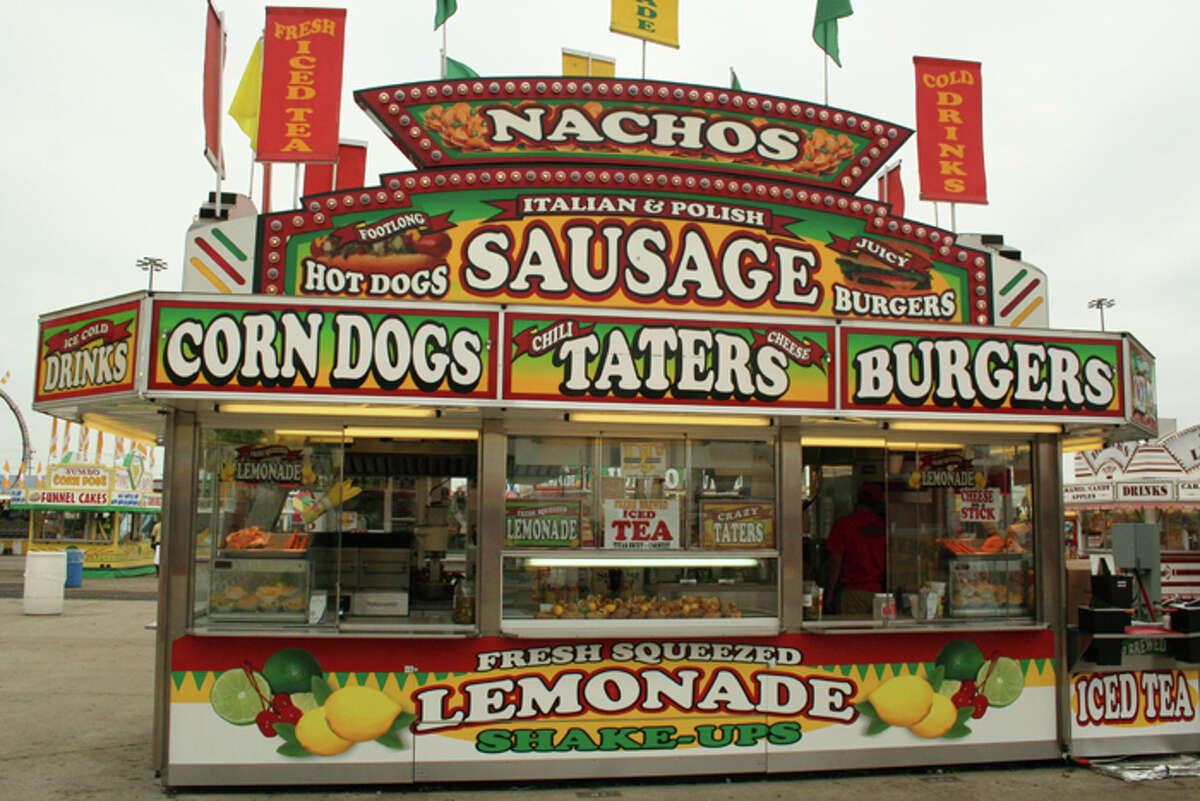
<box><xmin>256</xmin><ymin>708</ymin><xmax>281</xmax><ymax>737</ymax></box>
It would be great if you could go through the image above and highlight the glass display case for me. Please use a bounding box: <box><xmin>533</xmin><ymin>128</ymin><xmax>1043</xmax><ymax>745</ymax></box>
<box><xmin>945</xmin><ymin>549</ymin><xmax>1032</xmax><ymax>618</ymax></box>
<box><xmin>501</xmin><ymin>552</ymin><xmax>779</xmax><ymax>633</ymax></box>
<box><xmin>210</xmin><ymin>554</ymin><xmax>311</xmax><ymax>622</ymax></box>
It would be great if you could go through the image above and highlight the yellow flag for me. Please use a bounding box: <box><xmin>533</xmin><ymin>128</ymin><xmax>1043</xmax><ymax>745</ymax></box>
<box><xmin>611</xmin><ymin>0</ymin><xmax>679</xmax><ymax>49</ymax></box>
<box><xmin>562</xmin><ymin>49</ymin><xmax>616</xmax><ymax>77</ymax></box>
<box><xmin>228</xmin><ymin>37</ymin><xmax>263</xmax><ymax>149</ymax></box>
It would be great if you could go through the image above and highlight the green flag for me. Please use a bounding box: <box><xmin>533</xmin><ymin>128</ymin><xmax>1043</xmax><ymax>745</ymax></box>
<box><xmin>813</xmin><ymin>0</ymin><xmax>853</xmax><ymax>67</ymax></box>
<box><xmin>730</xmin><ymin>67</ymin><xmax>742</xmax><ymax>91</ymax></box>
<box><xmin>435</xmin><ymin>0</ymin><xmax>458</xmax><ymax>29</ymax></box>
<box><xmin>445</xmin><ymin>56</ymin><xmax>479</xmax><ymax>79</ymax></box>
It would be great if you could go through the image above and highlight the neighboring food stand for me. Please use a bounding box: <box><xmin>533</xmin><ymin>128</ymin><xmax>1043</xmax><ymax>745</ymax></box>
<box><xmin>1063</xmin><ymin>423</ymin><xmax>1200</xmax><ymax>758</ymax></box>
<box><xmin>33</xmin><ymin>75</ymin><xmax>1173</xmax><ymax>787</ymax></box>
<box><xmin>9</xmin><ymin>460</ymin><xmax>160</xmax><ymax>575</ymax></box>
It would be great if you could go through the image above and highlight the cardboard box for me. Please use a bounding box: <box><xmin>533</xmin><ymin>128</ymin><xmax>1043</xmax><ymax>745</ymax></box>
<box><xmin>350</xmin><ymin>590</ymin><xmax>409</xmax><ymax>616</ymax></box>
<box><xmin>1065</xmin><ymin>559</ymin><xmax>1092</xmax><ymax>625</ymax></box>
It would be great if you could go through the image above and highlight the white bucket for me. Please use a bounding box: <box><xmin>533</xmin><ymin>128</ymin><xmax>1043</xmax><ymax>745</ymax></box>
<box><xmin>23</xmin><ymin>551</ymin><xmax>67</xmax><ymax>615</ymax></box>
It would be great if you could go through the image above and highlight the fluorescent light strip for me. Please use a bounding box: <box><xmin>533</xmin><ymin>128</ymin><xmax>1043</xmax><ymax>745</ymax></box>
<box><xmin>569</xmin><ymin>412</ymin><xmax>771</xmax><ymax>427</ymax></box>
<box><xmin>81</xmin><ymin>413</ymin><xmax>158</xmax><ymax>447</ymax></box>
<box><xmin>888</xmin><ymin>421</ymin><xmax>1062</xmax><ymax>434</ymax></box>
<box><xmin>524</xmin><ymin>556</ymin><xmax>761</xmax><ymax>568</ymax></box>
<box><xmin>1062</xmin><ymin>437</ymin><xmax>1105</xmax><ymax>453</ymax></box>
<box><xmin>344</xmin><ymin>427</ymin><xmax>477</xmax><ymax>440</ymax></box>
<box><xmin>273</xmin><ymin>427</ymin><xmax>477</xmax><ymax>440</ymax></box>
<box><xmin>219</xmin><ymin>402</ymin><xmax>435</xmax><ymax>418</ymax></box>
<box><xmin>885</xmin><ymin>441</ymin><xmax>964</xmax><ymax>450</ymax></box>
<box><xmin>801</xmin><ymin>436</ymin><xmax>886</xmax><ymax>447</ymax></box>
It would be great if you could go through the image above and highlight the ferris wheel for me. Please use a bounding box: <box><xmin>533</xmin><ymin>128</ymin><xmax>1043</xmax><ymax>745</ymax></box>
<box><xmin>0</xmin><ymin>373</ymin><xmax>32</xmax><ymax>485</ymax></box>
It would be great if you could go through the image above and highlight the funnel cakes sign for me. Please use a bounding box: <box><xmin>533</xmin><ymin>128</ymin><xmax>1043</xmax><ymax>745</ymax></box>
<box><xmin>258</xmin><ymin>79</ymin><xmax>1001</xmax><ymax>327</ymax></box>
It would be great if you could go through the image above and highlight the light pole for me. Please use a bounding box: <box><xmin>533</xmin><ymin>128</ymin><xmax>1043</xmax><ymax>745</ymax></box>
<box><xmin>1087</xmin><ymin>297</ymin><xmax>1115</xmax><ymax>331</ymax></box>
<box><xmin>137</xmin><ymin>256</ymin><xmax>168</xmax><ymax>294</ymax></box>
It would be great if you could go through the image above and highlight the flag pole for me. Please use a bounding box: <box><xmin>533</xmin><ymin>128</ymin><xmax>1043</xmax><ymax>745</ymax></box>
<box><xmin>641</xmin><ymin>40</ymin><xmax>646</xmax><ymax>79</ymax></box>
<box><xmin>823</xmin><ymin>54</ymin><xmax>829</xmax><ymax>106</ymax></box>
<box><xmin>950</xmin><ymin>202</ymin><xmax>957</xmax><ymax>233</ymax></box>
<box><xmin>441</xmin><ymin>21</ymin><xmax>447</xmax><ymax>78</ymax></box>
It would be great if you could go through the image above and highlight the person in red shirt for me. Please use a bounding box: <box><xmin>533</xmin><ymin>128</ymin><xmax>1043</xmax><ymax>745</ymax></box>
<box><xmin>822</xmin><ymin>482</ymin><xmax>886</xmax><ymax>615</ymax></box>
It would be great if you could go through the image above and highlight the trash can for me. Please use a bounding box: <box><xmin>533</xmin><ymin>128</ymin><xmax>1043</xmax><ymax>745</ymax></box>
<box><xmin>65</xmin><ymin>548</ymin><xmax>84</xmax><ymax>588</ymax></box>
<box><xmin>23</xmin><ymin>551</ymin><xmax>67</xmax><ymax>615</ymax></box>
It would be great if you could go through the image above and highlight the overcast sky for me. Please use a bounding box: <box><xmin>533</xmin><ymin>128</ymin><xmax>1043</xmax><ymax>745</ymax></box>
<box><xmin>1</xmin><ymin>1</ymin><xmax>1197</xmax><ymax>474</ymax></box>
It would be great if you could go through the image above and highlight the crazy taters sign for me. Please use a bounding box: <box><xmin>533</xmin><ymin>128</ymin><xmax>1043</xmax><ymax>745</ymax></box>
<box><xmin>505</xmin><ymin>313</ymin><xmax>833</xmax><ymax>410</ymax></box>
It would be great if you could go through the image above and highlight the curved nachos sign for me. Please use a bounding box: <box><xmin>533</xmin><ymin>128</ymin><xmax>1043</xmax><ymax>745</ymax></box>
<box><xmin>259</xmin><ymin>79</ymin><xmax>996</xmax><ymax>328</ymax></box>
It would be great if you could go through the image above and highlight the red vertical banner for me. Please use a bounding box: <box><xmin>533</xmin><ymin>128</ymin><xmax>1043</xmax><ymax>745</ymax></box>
<box><xmin>913</xmin><ymin>57</ymin><xmax>987</xmax><ymax>204</ymax></box>
<box><xmin>303</xmin><ymin>140</ymin><xmax>367</xmax><ymax>195</ymax></box>
<box><xmin>257</xmin><ymin>7</ymin><xmax>347</xmax><ymax>163</ymax></box>
<box><xmin>203</xmin><ymin>1</ymin><xmax>225</xmax><ymax>175</ymax></box>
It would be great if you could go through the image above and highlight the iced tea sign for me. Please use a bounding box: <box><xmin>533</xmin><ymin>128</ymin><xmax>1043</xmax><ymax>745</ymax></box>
<box><xmin>604</xmin><ymin>498</ymin><xmax>680</xmax><ymax>549</ymax></box>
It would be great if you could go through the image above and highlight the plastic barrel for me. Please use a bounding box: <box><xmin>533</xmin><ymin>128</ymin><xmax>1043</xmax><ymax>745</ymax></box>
<box><xmin>65</xmin><ymin>549</ymin><xmax>84</xmax><ymax>588</ymax></box>
<box><xmin>23</xmin><ymin>551</ymin><xmax>67</xmax><ymax>615</ymax></box>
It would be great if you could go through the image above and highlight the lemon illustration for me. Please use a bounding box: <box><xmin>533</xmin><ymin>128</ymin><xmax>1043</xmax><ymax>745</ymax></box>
<box><xmin>323</xmin><ymin>685</ymin><xmax>402</xmax><ymax>742</ymax></box>
<box><xmin>868</xmin><ymin>675</ymin><xmax>934</xmax><ymax>727</ymax></box>
<box><xmin>295</xmin><ymin>707</ymin><xmax>353</xmax><ymax>756</ymax></box>
<box><xmin>909</xmin><ymin>692</ymin><xmax>957</xmax><ymax>738</ymax></box>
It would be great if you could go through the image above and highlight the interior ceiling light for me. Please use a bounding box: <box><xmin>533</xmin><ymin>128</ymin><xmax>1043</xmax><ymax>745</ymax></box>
<box><xmin>888</xmin><ymin>420</ymin><xmax>1062</xmax><ymax>434</ymax></box>
<box><xmin>219</xmin><ymin>402</ymin><xmax>434</xmax><ymax>418</ymax></box>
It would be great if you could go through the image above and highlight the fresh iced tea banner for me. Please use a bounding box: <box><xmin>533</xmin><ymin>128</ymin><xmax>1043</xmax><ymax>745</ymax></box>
<box><xmin>148</xmin><ymin>300</ymin><xmax>496</xmax><ymax>399</ymax></box>
<box><xmin>841</xmin><ymin>328</ymin><xmax>1125</xmax><ymax>418</ymax></box>
<box><xmin>504</xmin><ymin>314</ymin><xmax>833</xmax><ymax>409</ymax></box>
<box><xmin>36</xmin><ymin>298</ymin><xmax>140</xmax><ymax>403</ymax></box>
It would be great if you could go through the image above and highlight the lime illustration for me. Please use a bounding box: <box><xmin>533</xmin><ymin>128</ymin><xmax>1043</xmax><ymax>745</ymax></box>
<box><xmin>868</xmin><ymin>675</ymin><xmax>934</xmax><ymax>727</ymax></box>
<box><xmin>290</xmin><ymin>691</ymin><xmax>319</xmax><ymax>714</ymax></box>
<box><xmin>295</xmin><ymin>706</ymin><xmax>354</xmax><ymax>756</ymax></box>
<box><xmin>937</xmin><ymin>679</ymin><xmax>962</xmax><ymax>698</ymax></box>
<box><xmin>936</xmin><ymin>640</ymin><xmax>985</xmax><ymax>681</ymax></box>
<box><xmin>210</xmin><ymin>669</ymin><xmax>270</xmax><ymax>725</ymax></box>
<box><xmin>262</xmin><ymin>648</ymin><xmax>323</xmax><ymax>695</ymax></box>
<box><xmin>976</xmin><ymin>657</ymin><xmax>1025</xmax><ymax>707</ymax></box>
<box><xmin>324</xmin><ymin>685</ymin><xmax>402</xmax><ymax>742</ymax></box>
<box><xmin>909</xmin><ymin>692</ymin><xmax>957</xmax><ymax>738</ymax></box>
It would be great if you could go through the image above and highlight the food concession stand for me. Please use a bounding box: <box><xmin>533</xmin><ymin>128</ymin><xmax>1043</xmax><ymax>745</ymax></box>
<box><xmin>10</xmin><ymin>459</ymin><xmax>160</xmax><ymax>575</ymax></box>
<box><xmin>32</xmin><ymin>74</ymin><xmax>1182</xmax><ymax>787</ymax></box>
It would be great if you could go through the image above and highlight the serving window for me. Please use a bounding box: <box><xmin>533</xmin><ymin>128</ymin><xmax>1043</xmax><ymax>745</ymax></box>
<box><xmin>502</xmin><ymin>435</ymin><xmax>778</xmax><ymax>630</ymax></box>
<box><xmin>806</xmin><ymin>440</ymin><xmax>1037</xmax><ymax>623</ymax></box>
<box><xmin>190</xmin><ymin>426</ymin><xmax>477</xmax><ymax>633</ymax></box>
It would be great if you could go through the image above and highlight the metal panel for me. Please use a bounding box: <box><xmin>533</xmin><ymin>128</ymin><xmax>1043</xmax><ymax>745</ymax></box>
<box><xmin>477</xmin><ymin>418</ymin><xmax>506</xmax><ymax>636</ymax></box>
<box><xmin>779</xmin><ymin>426</ymin><xmax>805</xmax><ymax>631</ymax></box>
<box><xmin>166</xmin><ymin>760</ymin><xmax>412</xmax><ymax>787</ymax></box>
<box><xmin>416</xmin><ymin>752</ymin><xmax>767</xmax><ymax>782</ymax></box>
<box><xmin>767</xmin><ymin>739</ymin><xmax>1058</xmax><ymax>773</ymax></box>
<box><xmin>155</xmin><ymin>409</ymin><xmax>197</xmax><ymax>781</ymax></box>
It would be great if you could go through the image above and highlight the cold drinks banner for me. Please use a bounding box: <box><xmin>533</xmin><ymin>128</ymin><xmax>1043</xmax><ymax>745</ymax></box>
<box><xmin>914</xmin><ymin>57</ymin><xmax>987</xmax><ymax>204</ymax></box>
<box><xmin>148</xmin><ymin>299</ymin><xmax>497</xmax><ymax>401</ymax></box>
<box><xmin>36</xmin><ymin>297</ymin><xmax>140</xmax><ymax>403</ymax></box>
<box><xmin>257</xmin><ymin>7</ymin><xmax>347</xmax><ymax>162</ymax></box>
